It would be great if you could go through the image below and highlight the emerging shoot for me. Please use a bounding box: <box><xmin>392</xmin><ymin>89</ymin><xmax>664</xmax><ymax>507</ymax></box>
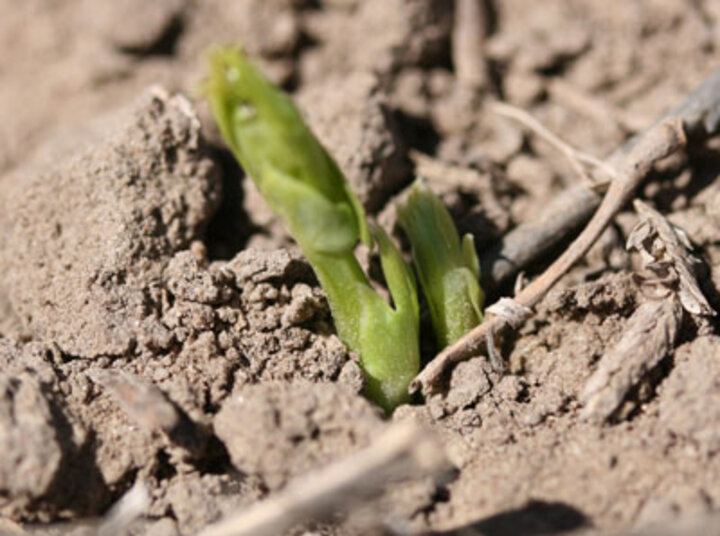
<box><xmin>205</xmin><ymin>47</ymin><xmax>419</xmax><ymax>411</ymax></box>
<box><xmin>397</xmin><ymin>181</ymin><xmax>484</xmax><ymax>348</ymax></box>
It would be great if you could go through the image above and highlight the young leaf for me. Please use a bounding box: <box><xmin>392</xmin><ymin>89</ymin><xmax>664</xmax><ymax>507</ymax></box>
<box><xmin>397</xmin><ymin>180</ymin><xmax>484</xmax><ymax>348</ymax></box>
<box><xmin>204</xmin><ymin>47</ymin><xmax>371</xmax><ymax>249</ymax></box>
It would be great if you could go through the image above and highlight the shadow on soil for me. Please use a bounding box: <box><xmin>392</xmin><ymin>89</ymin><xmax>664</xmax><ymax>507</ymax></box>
<box><xmin>439</xmin><ymin>501</ymin><xmax>589</xmax><ymax>536</ymax></box>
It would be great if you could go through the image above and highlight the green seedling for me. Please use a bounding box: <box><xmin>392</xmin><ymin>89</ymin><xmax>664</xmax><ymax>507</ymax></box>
<box><xmin>205</xmin><ymin>47</ymin><xmax>419</xmax><ymax>411</ymax></box>
<box><xmin>397</xmin><ymin>181</ymin><xmax>484</xmax><ymax>348</ymax></box>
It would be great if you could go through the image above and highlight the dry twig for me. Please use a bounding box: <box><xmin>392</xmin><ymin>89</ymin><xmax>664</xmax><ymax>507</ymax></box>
<box><xmin>489</xmin><ymin>101</ymin><xmax>618</xmax><ymax>184</ymax></box>
<box><xmin>665</xmin><ymin>68</ymin><xmax>720</xmax><ymax>138</ymax></box>
<box><xmin>411</xmin><ymin>119</ymin><xmax>686</xmax><ymax>395</ymax></box>
<box><xmin>482</xmin><ymin>68</ymin><xmax>720</xmax><ymax>289</ymax></box>
<box><xmin>197</xmin><ymin>421</ymin><xmax>449</xmax><ymax>536</ymax></box>
<box><xmin>452</xmin><ymin>0</ymin><xmax>489</xmax><ymax>89</ymax></box>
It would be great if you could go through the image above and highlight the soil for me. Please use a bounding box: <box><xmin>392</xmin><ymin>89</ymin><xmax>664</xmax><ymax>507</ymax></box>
<box><xmin>1</xmin><ymin>1</ymin><xmax>720</xmax><ymax>535</ymax></box>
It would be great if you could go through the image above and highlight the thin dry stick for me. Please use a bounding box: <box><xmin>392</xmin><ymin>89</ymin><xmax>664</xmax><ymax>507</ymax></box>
<box><xmin>489</xmin><ymin>101</ymin><xmax>619</xmax><ymax>184</ymax></box>
<box><xmin>482</xmin><ymin>68</ymin><xmax>720</xmax><ymax>289</ymax></box>
<box><xmin>411</xmin><ymin>118</ymin><xmax>686</xmax><ymax>395</ymax></box>
<box><xmin>197</xmin><ymin>421</ymin><xmax>448</xmax><ymax>536</ymax></box>
<box><xmin>452</xmin><ymin>0</ymin><xmax>489</xmax><ymax>88</ymax></box>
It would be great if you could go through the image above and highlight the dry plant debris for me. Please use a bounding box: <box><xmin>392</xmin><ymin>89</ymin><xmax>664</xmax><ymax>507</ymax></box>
<box><xmin>88</xmin><ymin>370</ymin><xmax>209</xmax><ymax>459</ymax></box>
<box><xmin>580</xmin><ymin>298</ymin><xmax>684</xmax><ymax>424</ymax></box>
<box><xmin>580</xmin><ymin>200</ymin><xmax>716</xmax><ymax>423</ymax></box>
<box><xmin>629</xmin><ymin>200</ymin><xmax>715</xmax><ymax>317</ymax></box>
<box><xmin>481</xmin><ymin>66</ymin><xmax>720</xmax><ymax>289</ymax></box>
<box><xmin>489</xmin><ymin>100</ymin><xmax>617</xmax><ymax>185</ymax></box>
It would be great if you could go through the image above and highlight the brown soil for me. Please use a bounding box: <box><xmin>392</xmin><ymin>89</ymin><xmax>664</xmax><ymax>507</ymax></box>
<box><xmin>1</xmin><ymin>1</ymin><xmax>720</xmax><ymax>535</ymax></box>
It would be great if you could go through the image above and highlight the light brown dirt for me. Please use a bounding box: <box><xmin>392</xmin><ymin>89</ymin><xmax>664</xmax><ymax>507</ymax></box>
<box><xmin>1</xmin><ymin>1</ymin><xmax>720</xmax><ymax>535</ymax></box>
